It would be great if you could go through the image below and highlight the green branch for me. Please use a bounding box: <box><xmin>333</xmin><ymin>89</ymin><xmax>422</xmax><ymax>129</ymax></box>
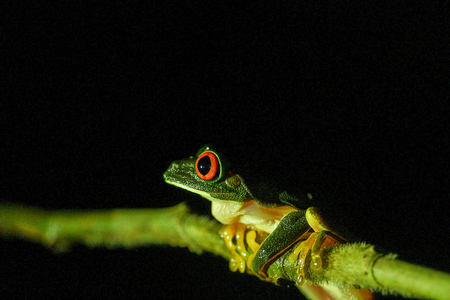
<box><xmin>0</xmin><ymin>202</ymin><xmax>227</xmax><ymax>256</ymax></box>
<box><xmin>0</xmin><ymin>202</ymin><xmax>449</xmax><ymax>299</ymax></box>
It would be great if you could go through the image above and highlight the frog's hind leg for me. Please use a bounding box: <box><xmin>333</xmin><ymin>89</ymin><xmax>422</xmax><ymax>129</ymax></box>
<box><xmin>289</xmin><ymin>207</ymin><xmax>348</xmax><ymax>286</ymax></box>
<box><xmin>251</xmin><ymin>210</ymin><xmax>312</xmax><ymax>282</ymax></box>
<box><xmin>288</xmin><ymin>231</ymin><xmax>325</xmax><ymax>285</ymax></box>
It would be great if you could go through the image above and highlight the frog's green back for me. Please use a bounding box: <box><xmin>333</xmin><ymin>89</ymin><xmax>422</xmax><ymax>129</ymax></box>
<box><xmin>236</xmin><ymin>168</ymin><xmax>312</xmax><ymax>209</ymax></box>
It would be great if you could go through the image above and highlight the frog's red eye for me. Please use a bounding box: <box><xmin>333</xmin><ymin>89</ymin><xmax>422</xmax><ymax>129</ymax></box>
<box><xmin>196</xmin><ymin>151</ymin><xmax>220</xmax><ymax>180</ymax></box>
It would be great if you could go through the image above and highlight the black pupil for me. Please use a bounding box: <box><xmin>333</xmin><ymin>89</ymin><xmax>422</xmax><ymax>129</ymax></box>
<box><xmin>197</xmin><ymin>156</ymin><xmax>211</xmax><ymax>176</ymax></box>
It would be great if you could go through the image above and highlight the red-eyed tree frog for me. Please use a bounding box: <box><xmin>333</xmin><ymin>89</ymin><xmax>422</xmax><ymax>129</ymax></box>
<box><xmin>164</xmin><ymin>145</ymin><xmax>373</xmax><ymax>300</ymax></box>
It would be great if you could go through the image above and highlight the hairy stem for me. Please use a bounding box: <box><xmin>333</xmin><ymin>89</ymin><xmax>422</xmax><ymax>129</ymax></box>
<box><xmin>1</xmin><ymin>202</ymin><xmax>448</xmax><ymax>299</ymax></box>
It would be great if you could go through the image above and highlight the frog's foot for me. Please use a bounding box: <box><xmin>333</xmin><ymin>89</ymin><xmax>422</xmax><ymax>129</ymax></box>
<box><xmin>288</xmin><ymin>231</ymin><xmax>343</xmax><ymax>286</ymax></box>
<box><xmin>288</xmin><ymin>232</ymin><xmax>320</xmax><ymax>286</ymax></box>
<box><xmin>244</xmin><ymin>229</ymin><xmax>261</xmax><ymax>275</ymax></box>
<box><xmin>220</xmin><ymin>223</ymin><xmax>248</xmax><ymax>273</ymax></box>
<box><xmin>220</xmin><ymin>223</ymin><xmax>261</xmax><ymax>274</ymax></box>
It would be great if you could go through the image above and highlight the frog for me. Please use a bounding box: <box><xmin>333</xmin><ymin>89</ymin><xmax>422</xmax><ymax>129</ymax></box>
<box><xmin>163</xmin><ymin>145</ymin><xmax>373</xmax><ymax>299</ymax></box>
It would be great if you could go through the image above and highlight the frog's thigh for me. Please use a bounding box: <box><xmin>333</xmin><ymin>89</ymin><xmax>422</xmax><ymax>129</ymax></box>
<box><xmin>306</xmin><ymin>207</ymin><xmax>348</xmax><ymax>241</ymax></box>
<box><xmin>305</xmin><ymin>206</ymin><xmax>331</xmax><ymax>232</ymax></box>
<box><xmin>252</xmin><ymin>210</ymin><xmax>311</xmax><ymax>278</ymax></box>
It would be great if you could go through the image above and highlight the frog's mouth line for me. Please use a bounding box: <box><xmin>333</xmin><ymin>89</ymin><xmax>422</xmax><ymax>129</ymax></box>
<box><xmin>164</xmin><ymin>179</ymin><xmax>231</xmax><ymax>200</ymax></box>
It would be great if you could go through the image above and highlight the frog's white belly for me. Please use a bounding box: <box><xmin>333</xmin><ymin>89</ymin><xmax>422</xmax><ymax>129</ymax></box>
<box><xmin>171</xmin><ymin>185</ymin><xmax>299</xmax><ymax>234</ymax></box>
<box><xmin>209</xmin><ymin>198</ymin><xmax>296</xmax><ymax>234</ymax></box>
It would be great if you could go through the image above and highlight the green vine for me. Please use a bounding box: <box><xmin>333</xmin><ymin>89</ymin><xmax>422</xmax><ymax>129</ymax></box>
<box><xmin>0</xmin><ymin>202</ymin><xmax>449</xmax><ymax>299</ymax></box>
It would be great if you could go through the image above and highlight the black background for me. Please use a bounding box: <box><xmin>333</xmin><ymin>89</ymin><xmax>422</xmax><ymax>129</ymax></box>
<box><xmin>2</xmin><ymin>2</ymin><xmax>448</xmax><ymax>300</ymax></box>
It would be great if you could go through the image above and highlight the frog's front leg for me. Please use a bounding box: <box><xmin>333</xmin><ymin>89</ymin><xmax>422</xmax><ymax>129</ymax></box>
<box><xmin>220</xmin><ymin>208</ymin><xmax>346</xmax><ymax>285</ymax></box>
<box><xmin>220</xmin><ymin>222</ymin><xmax>251</xmax><ymax>273</ymax></box>
<box><xmin>288</xmin><ymin>207</ymin><xmax>348</xmax><ymax>286</ymax></box>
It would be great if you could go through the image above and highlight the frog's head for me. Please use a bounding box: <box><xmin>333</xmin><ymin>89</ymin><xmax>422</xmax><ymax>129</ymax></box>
<box><xmin>163</xmin><ymin>145</ymin><xmax>251</xmax><ymax>202</ymax></box>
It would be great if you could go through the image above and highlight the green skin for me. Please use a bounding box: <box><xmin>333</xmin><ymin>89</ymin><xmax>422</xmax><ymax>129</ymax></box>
<box><xmin>163</xmin><ymin>145</ymin><xmax>313</xmax><ymax>280</ymax></box>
